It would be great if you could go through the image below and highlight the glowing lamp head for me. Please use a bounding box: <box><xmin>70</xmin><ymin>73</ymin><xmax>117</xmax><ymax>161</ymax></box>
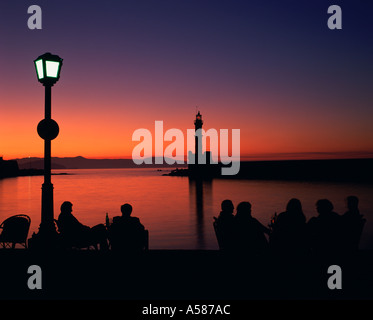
<box><xmin>34</xmin><ymin>52</ymin><xmax>63</xmax><ymax>86</ymax></box>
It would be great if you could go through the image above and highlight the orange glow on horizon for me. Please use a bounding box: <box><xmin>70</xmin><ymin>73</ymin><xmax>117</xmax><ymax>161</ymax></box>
<box><xmin>2</xmin><ymin>106</ymin><xmax>373</xmax><ymax>162</ymax></box>
<box><xmin>1</xmin><ymin>84</ymin><xmax>373</xmax><ymax>161</ymax></box>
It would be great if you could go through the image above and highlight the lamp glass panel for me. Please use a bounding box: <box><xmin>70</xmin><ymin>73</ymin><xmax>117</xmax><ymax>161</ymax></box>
<box><xmin>46</xmin><ymin>61</ymin><xmax>60</xmax><ymax>78</ymax></box>
<box><xmin>35</xmin><ymin>59</ymin><xmax>44</xmax><ymax>79</ymax></box>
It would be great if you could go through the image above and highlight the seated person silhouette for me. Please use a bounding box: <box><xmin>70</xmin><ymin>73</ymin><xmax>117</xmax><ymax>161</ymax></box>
<box><xmin>214</xmin><ymin>200</ymin><xmax>236</xmax><ymax>251</ymax></box>
<box><xmin>343</xmin><ymin>196</ymin><xmax>364</xmax><ymax>222</ymax></box>
<box><xmin>307</xmin><ymin>199</ymin><xmax>342</xmax><ymax>254</ymax></box>
<box><xmin>342</xmin><ymin>196</ymin><xmax>366</xmax><ymax>252</ymax></box>
<box><xmin>235</xmin><ymin>201</ymin><xmax>269</xmax><ymax>254</ymax></box>
<box><xmin>269</xmin><ymin>198</ymin><xmax>308</xmax><ymax>255</ymax></box>
<box><xmin>57</xmin><ymin>201</ymin><xmax>108</xmax><ymax>250</ymax></box>
<box><xmin>108</xmin><ymin>203</ymin><xmax>146</xmax><ymax>251</ymax></box>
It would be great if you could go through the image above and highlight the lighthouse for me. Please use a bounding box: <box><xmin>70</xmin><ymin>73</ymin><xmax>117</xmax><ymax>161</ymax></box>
<box><xmin>194</xmin><ymin>111</ymin><xmax>203</xmax><ymax>165</ymax></box>
<box><xmin>186</xmin><ymin>111</ymin><xmax>220</xmax><ymax>178</ymax></box>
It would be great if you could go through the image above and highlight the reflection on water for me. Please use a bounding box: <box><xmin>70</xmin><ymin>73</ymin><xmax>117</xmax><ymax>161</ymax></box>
<box><xmin>0</xmin><ymin>168</ymin><xmax>372</xmax><ymax>250</ymax></box>
<box><xmin>189</xmin><ymin>178</ymin><xmax>212</xmax><ymax>249</ymax></box>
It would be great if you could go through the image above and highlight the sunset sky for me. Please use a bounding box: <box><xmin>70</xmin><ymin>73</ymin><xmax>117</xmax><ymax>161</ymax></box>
<box><xmin>1</xmin><ymin>0</ymin><xmax>372</xmax><ymax>160</ymax></box>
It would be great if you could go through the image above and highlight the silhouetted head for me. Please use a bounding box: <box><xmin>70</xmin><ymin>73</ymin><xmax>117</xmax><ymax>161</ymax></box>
<box><xmin>121</xmin><ymin>203</ymin><xmax>133</xmax><ymax>217</ymax></box>
<box><xmin>316</xmin><ymin>199</ymin><xmax>333</xmax><ymax>215</ymax></box>
<box><xmin>221</xmin><ymin>200</ymin><xmax>234</xmax><ymax>214</ymax></box>
<box><xmin>236</xmin><ymin>201</ymin><xmax>252</xmax><ymax>217</ymax></box>
<box><xmin>286</xmin><ymin>198</ymin><xmax>303</xmax><ymax>213</ymax></box>
<box><xmin>61</xmin><ymin>201</ymin><xmax>73</xmax><ymax>214</ymax></box>
<box><xmin>346</xmin><ymin>195</ymin><xmax>359</xmax><ymax>211</ymax></box>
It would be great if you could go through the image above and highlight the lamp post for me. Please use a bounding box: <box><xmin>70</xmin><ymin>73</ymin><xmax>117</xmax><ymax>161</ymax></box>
<box><xmin>33</xmin><ymin>52</ymin><xmax>63</xmax><ymax>243</ymax></box>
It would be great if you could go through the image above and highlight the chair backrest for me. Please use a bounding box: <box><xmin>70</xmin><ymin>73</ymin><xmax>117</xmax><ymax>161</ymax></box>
<box><xmin>144</xmin><ymin>230</ymin><xmax>149</xmax><ymax>251</ymax></box>
<box><xmin>109</xmin><ymin>219</ymin><xmax>149</xmax><ymax>251</ymax></box>
<box><xmin>0</xmin><ymin>215</ymin><xmax>31</xmax><ymax>244</ymax></box>
<box><xmin>349</xmin><ymin>218</ymin><xmax>366</xmax><ymax>250</ymax></box>
<box><xmin>54</xmin><ymin>219</ymin><xmax>61</xmax><ymax>233</ymax></box>
<box><xmin>213</xmin><ymin>218</ymin><xmax>223</xmax><ymax>250</ymax></box>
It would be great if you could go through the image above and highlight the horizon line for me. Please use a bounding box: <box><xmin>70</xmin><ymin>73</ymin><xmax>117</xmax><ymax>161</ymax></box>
<box><xmin>7</xmin><ymin>151</ymin><xmax>373</xmax><ymax>162</ymax></box>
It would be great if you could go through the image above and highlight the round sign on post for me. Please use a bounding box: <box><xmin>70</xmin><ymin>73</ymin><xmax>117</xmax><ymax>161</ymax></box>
<box><xmin>37</xmin><ymin>119</ymin><xmax>59</xmax><ymax>140</ymax></box>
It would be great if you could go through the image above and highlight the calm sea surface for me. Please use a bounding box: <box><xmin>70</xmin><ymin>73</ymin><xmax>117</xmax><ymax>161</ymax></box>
<box><xmin>0</xmin><ymin>168</ymin><xmax>372</xmax><ymax>250</ymax></box>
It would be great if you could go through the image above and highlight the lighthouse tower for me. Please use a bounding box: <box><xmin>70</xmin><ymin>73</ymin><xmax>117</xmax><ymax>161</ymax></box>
<box><xmin>194</xmin><ymin>111</ymin><xmax>203</xmax><ymax>165</ymax></box>
<box><xmin>187</xmin><ymin>111</ymin><xmax>219</xmax><ymax>178</ymax></box>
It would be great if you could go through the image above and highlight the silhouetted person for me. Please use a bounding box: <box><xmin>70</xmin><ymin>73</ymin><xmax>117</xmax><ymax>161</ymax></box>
<box><xmin>307</xmin><ymin>199</ymin><xmax>342</xmax><ymax>255</ymax></box>
<box><xmin>108</xmin><ymin>203</ymin><xmax>146</xmax><ymax>251</ymax></box>
<box><xmin>269</xmin><ymin>198</ymin><xmax>308</xmax><ymax>255</ymax></box>
<box><xmin>342</xmin><ymin>196</ymin><xmax>366</xmax><ymax>252</ymax></box>
<box><xmin>343</xmin><ymin>196</ymin><xmax>363</xmax><ymax>222</ymax></box>
<box><xmin>235</xmin><ymin>202</ymin><xmax>269</xmax><ymax>254</ymax></box>
<box><xmin>214</xmin><ymin>200</ymin><xmax>236</xmax><ymax>251</ymax></box>
<box><xmin>57</xmin><ymin>201</ymin><xmax>108</xmax><ymax>250</ymax></box>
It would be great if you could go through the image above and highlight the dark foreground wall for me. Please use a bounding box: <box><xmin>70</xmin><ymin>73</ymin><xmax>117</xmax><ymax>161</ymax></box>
<box><xmin>0</xmin><ymin>250</ymin><xmax>372</xmax><ymax>300</ymax></box>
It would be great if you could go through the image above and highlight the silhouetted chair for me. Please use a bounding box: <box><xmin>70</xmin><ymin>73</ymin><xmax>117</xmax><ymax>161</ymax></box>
<box><xmin>143</xmin><ymin>229</ymin><xmax>149</xmax><ymax>251</ymax></box>
<box><xmin>108</xmin><ymin>223</ymin><xmax>149</xmax><ymax>252</ymax></box>
<box><xmin>0</xmin><ymin>215</ymin><xmax>31</xmax><ymax>249</ymax></box>
<box><xmin>213</xmin><ymin>217</ymin><xmax>224</xmax><ymax>250</ymax></box>
<box><xmin>54</xmin><ymin>219</ymin><xmax>97</xmax><ymax>250</ymax></box>
<box><xmin>343</xmin><ymin>218</ymin><xmax>366</xmax><ymax>252</ymax></box>
<box><xmin>213</xmin><ymin>215</ymin><xmax>240</xmax><ymax>252</ymax></box>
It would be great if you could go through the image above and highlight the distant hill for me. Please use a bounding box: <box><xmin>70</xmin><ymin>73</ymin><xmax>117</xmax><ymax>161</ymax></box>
<box><xmin>15</xmin><ymin>156</ymin><xmax>187</xmax><ymax>170</ymax></box>
<box><xmin>11</xmin><ymin>157</ymin><xmax>373</xmax><ymax>182</ymax></box>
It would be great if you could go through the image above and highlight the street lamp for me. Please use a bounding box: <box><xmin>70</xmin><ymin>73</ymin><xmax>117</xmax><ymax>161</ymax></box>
<box><xmin>34</xmin><ymin>52</ymin><xmax>63</xmax><ymax>86</ymax></box>
<box><xmin>33</xmin><ymin>52</ymin><xmax>63</xmax><ymax>245</ymax></box>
